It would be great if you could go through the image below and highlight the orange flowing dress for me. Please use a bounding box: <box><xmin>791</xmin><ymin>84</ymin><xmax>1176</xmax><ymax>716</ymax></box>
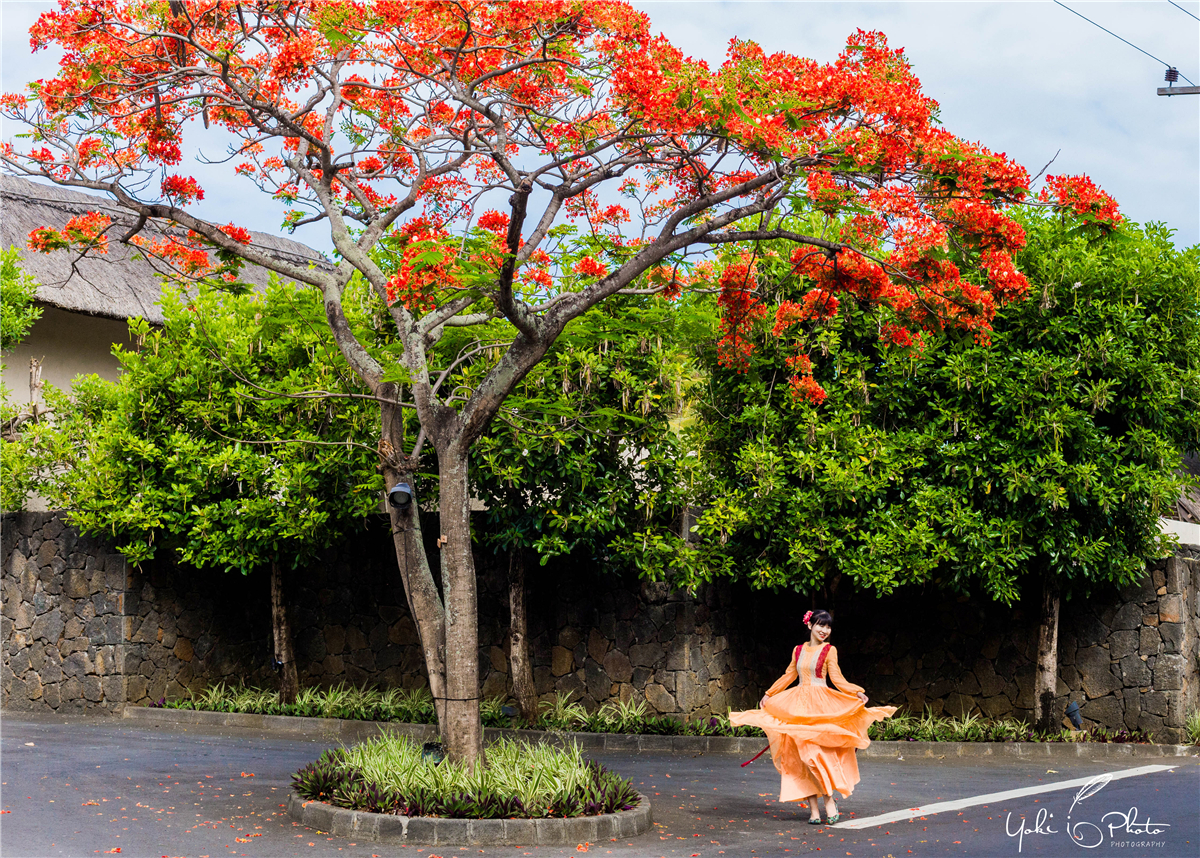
<box><xmin>729</xmin><ymin>643</ymin><xmax>896</xmax><ymax>802</ymax></box>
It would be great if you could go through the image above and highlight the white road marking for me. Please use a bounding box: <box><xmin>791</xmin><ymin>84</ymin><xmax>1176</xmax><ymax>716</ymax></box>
<box><xmin>835</xmin><ymin>763</ymin><xmax>1179</xmax><ymax>829</ymax></box>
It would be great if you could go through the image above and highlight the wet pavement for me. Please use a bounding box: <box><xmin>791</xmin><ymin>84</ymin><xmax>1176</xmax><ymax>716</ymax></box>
<box><xmin>2</xmin><ymin>712</ymin><xmax>1197</xmax><ymax>857</ymax></box>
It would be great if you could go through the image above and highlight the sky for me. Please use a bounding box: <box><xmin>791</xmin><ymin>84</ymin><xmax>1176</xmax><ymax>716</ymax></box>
<box><xmin>2</xmin><ymin>1</ymin><xmax>1198</xmax><ymax>252</ymax></box>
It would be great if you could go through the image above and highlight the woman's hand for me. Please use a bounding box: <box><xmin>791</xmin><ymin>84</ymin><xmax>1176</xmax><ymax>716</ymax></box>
<box><xmin>760</xmin><ymin>694</ymin><xmax>769</xmax><ymax>708</ymax></box>
<box><xmin>856</xmin><ymin>692</ymin><xmax>868</xmax><ymax>704</ymax></box>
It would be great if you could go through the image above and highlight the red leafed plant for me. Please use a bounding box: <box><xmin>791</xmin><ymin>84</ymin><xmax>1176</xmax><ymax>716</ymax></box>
<box><xmin>1</xmin><ymin>0</ymin><xmax>1120</xmax><ymax>765</ymax></box>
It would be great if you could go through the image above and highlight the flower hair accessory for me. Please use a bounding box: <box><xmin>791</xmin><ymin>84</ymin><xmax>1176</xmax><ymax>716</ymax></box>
<box><xmin>803</xmin><ymin>610</ymin><xmax>813</xmax><ymax>626</ymax></box>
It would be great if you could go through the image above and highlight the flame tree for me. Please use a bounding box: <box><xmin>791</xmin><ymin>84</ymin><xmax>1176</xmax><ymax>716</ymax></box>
<box><xmin>1</xmin><ymin>0</ymin><xmax>1119</xmax><ymax>764</ymax></box>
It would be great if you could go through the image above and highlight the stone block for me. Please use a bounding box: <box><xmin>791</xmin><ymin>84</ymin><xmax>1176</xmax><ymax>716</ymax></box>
<box><xmin>24</xmin><ymin>671</ymin><xmax>43</xmax><ymax>700</ymax></box>
<box><xmin>557</xmin><ymin>626</ymin><xmax>582</xmax><ymax>649</ymax></box>
<box><xmin>81</xmin><ymin>675</ymin><xmax>103</xmax><ymax>702</ymax></box>
<box><xmin>1165</xmin><ymin>556</ymin><xmax>1186</xmax><ymax>594</ymax></box>
<box><xmin>1141</xmin><ymin>690</ymin><xmax>1168</xmax><ymax>716</ymax></box>
<box><xmin>1108</xmin><ymin>629</ymin><xmax>1138</xmax><ymax>660</ymax></box>
<box><xmin>585</xmin><ymin>659</ymin><xmax>609</xmax><ymax>702</ymax></box>
<box><xmin>1157</xmin><ymin>594</ymin><xmax>1182</xmax><ymax>624</ymax></box>
<box><xmin>62</xmin><ymin>568</ymin><xmax>89</xmax><ymax>599</ymax></box>
<box><xmin>41</xmin><ymin>662</ymin><xmax>63</xmax><ymax>685</ymax></box>
<box><xmin>127</xmin><ymin>674</ymin><xmax>148</xmax><ymax>703</ymax></box>
<box><xmin>173</xmin><ymin>638</ymin><xmax>194</xmax><ymax>662</ymax></box>
<box><xmin>1136</xmin><ymin>711</ymin><xmax>1165</xmax><ymax>736</ymax></box>
<box><xmin>554</xmin><ymin>671</ymin><xmax>585</xmax><ymax>699</ymax></box>
<box><xmin>28</xmin><ymin>607</ymin><xmax>65</xmax><ymax>648</ymax></box>
<box><xmin>345</xmin><ymin>625</ymin><xmax>369</xmax><ymax>651</ymax></box>
<box><xmin>1158</xmin><ymin>622</ymin><xmax>1184</xmax><ymax>653</ymax></box>
<box><xmin>63</xmin><ymin>651</ymin><xmax>93</xmax><ymax>678</ymax></box>
<box><xmin>1139</xmin><ymin>625</ymin><xmax>1161</xmax><ymax>656</ymax></box>
<box><xmin>42</xmin><ymin>681</ymin><xmax>61</xmax><ymax>709</ymax></box>
<box><xmin>1153</xmin><ymin>654</ymin><xmax>1184</xmax><ymax>690</ymax></box>
<box><xmin>503</xmin><ymin>818</ymin><xmax>536</xmax><ymax>846</ymax></box>
<box><xmin>37</xmin><ymin>538</ymin><xmax>58</xmax><ymax>566</ymax></box>
<box><xmin>468</xmin><ymin>818</ymin><xmax>505</xmax><ymax>846</ymax></box>
<box><xmin>972</xmin><ymin>659</ymin><xmax>1008</xmax><ymax>698</ymax></box>
<box><xmin>9</xmin><ymin>650</ymin><xmax>31</xmax><ymax>677</ymax></box>
<box><xmin>587</xmin><ymin>627</ymin><xmax>609</xmax><ymax>664</ymax></box>
<box><xmin>628</xmin><ymin>642</ymin><xmax>663</xmax><ymax>668</ymax></box>
<box><xmin>1075</xmin><ymin>646</ymin><xmax>1121</xmax><ymax>699</ymax></box>
<box><xmin>1118</xmin><ymin>655</ymin><xmax>1150</xmax><ymax>687</ymax></box>
<box><xmin>1081</xmin><ymin>694</ymin><xmax>1123</xmax><ymax>730</ymax></box>
<box><xmin>13</xmin><ymin>601</ymin><xmax>35</xmax><ymax>631</ymax></box>
<box><xmin>644</xmin><ymin>682</ymin><xmax>675</xmax><ymax>713</ymax></box>
<box><xmin>601</xmin><ymin>649</ymin><xmax>633</xmax><ymax>684</ymax></box>
<box><xmin>551</xmin><ymin>645</ymin><xmax>574</xmax><ymax>677</ymax></box>
<box><xmin>102</xmin><ymin>675</ymin><xmax>124</xmax><ymax>703</ymax></box>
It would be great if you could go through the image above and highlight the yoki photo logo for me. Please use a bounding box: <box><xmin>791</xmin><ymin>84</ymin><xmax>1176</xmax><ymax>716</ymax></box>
<box><xmin>1005</xmin><ymin>773</ymin><xmax>1170</xmax><ymax>853</ymax></box>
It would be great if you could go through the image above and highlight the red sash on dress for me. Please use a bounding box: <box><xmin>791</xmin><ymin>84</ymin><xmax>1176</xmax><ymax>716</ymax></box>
<box><xmin>814</xmin><ymin>643</ymin><xmax>831</xmax><ymax>679</ymax></box>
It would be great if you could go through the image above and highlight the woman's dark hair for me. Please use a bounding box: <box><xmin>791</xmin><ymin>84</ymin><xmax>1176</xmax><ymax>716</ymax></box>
<box><xmin>808</xmin><ymin>609</ymin><xmax>833</xmax><ymax>628</ymax></box>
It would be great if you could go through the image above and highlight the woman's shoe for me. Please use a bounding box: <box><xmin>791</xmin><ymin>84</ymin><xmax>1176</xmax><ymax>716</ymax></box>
<box><xmin>807</xmin><ymin>817</ymin><xmax>823</xmax><ymax>825</ymax></box>
<box><xmin>827</xmin><ymin>813</ymin><xmax>841</xmax><ymax>825</ymax></box>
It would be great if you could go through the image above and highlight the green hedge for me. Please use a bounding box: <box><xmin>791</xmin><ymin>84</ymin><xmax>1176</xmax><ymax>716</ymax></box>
<box><xmin>158</xmin><ymin>683</ymin><xmax>1161</xmax><ymax>743</ymax></box>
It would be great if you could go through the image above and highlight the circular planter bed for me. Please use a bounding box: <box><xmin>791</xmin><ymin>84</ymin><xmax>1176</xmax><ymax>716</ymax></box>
<box><xmin>286</xmin><ymin>790</ymin><xmax>652</xmax><ymax>845</ymax></box>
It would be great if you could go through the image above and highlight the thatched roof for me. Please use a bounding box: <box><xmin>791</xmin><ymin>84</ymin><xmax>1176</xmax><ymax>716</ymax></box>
<box><xmin>1</xmin><ymin>174</ymin><xmax>328</xmax><ymax>324</ymax></box>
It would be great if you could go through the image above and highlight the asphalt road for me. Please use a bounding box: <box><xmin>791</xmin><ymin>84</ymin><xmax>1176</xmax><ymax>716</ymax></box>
<box><xmin>1</xmin><ymin>713</ymin><xmax>1197</xmax><ymax>858</ymax></box>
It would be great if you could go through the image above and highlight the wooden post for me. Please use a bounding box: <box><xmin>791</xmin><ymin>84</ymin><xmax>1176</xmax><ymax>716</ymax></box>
<box><xmin>507</xmin><ymin>546</ymin><xmax>537</xmax><ymax>724</ymax></box>
<box><xmin>1033</xmin><ymin>576</ymin><xmax>1061</xmax><ymax>733</ymax></box>
<box><xmin>270</xmin><ymin>559</ymin><xmax>299</xmax><ymax>705</ymax></box>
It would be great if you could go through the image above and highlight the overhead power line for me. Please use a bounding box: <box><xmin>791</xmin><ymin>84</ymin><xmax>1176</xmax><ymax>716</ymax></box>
<box><xmin>1053</xmin><ymin>0</ymin><xmax>1196</xmax><ymax>86</ymax></box>
<box><xmin>1167</xmin><ymin>1</ymin><xmax>1199</xmax><ymax>23</ymax></box>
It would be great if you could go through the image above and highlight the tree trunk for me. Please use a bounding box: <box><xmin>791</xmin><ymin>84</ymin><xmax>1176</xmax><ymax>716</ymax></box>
<box><xmin>1033</xmin><ymin>575</ymin><xmax>1061</xmax><ymax>733</ymax></box>
<box><xmin>435</xmin><ymin>444</ymin><xmax>483</xmax><ymax>766</ymax></box>
<box><xmin>378</xmin><ymin>385</ymin><xmax>451</xmax><ymax>731</ymax></box>
<box><xmin>507</xmin><ymin>546</ymin><xmax>537</xmax><ymax>724</ymax></box>
<box><xmin>270</xmin><ymin>559</ymin><xmax>299</xmax><ymax>705</ymax></box>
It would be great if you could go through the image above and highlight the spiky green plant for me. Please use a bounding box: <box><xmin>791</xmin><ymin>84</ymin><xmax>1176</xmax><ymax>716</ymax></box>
<box><xmin>293</xmin><ymin>735</ymin><xmax>639</xmax><ymax>819</ymax></box>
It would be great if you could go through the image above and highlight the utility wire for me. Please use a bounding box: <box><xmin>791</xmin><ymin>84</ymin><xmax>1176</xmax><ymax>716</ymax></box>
<box><xmin>1167</xmin><ymin>1</ymin><xmax>1199</xmax><ymax>23</ymax></box>
<box><xmin>1054</xmin><ymin>0</ymin><xmax>1196</xmax><ymax>85</ymax></box>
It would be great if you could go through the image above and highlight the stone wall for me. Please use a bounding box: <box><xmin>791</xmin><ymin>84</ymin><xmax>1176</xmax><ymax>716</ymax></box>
<box><xmin>1</xmin><ymin>512</ymin><xmax>129</xmax><ymax>711</ymax></box>
<box><xmin>4</xmin><ymin>511</ymin><xmax>1198</xmax><ymax>741</ymax></box>
<box><xmin>834</xmin><ymin>548</ymin><xmax>1200</xmax><ymax>740</ymax></box>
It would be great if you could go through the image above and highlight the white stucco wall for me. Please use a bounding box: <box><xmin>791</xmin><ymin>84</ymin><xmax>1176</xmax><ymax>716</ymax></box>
<box><xmin>2</xmin><ymin>305</ymin><xmax>130</xmax><ymax>403</ymax></box>
<box><xmin>1160</xmin><ymin>516</ymin><xmax>1200</xmax><ymax>548</ymax></box>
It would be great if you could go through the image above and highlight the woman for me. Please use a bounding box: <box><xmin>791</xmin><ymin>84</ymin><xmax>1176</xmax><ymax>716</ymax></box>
<box><xmin>729</xmin><ymin>609</ymin><xmax>895</xmax><ymax>824</ymax></box>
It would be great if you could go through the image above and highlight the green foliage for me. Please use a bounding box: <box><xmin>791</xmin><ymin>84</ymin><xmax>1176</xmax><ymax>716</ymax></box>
<box><xmin>643</xmin><ymin>214</ymin><xmax>1200</xmax><ymax>601</ymax></box>
<box><xmin>291</xmin><ymin>735</ymin><xmax>640</xmax><ymax>818</ymax></box>
<box><xmin>158</xmin><ymin>683</ymin><xmax>764</xmax><ymax>737</ymax></box>
<box><xmin>0</xmin><ymin>246</ymin><xmax>42</xmax><ymax>353</ymax></box>
<box><xmin>866</xmin><ymin>708</ymin><xmax>1155</xmax><ymax>743</ymax></box>
<box><xmin>37</xmin><ymin>280</ymin><xmax>383</xmax><ymax>572</ymax></box>
<box><xmin>1186</xmin><ymin>710</ymin><xmax>1200</xmax><ymax>745</ymax></box>
<box><xmin>166</xmin><ymin>682</ymin><xmax>438</xmax><ymax>723</ymax></box>
<box><xmin>469</xmin><ymin>295</ymin><xmax>708</xmax><ymax>568</ymax></box>
<box><xmin>1</xmin><ymin>248</ymin><xmax>47</xmax><ymax>511</ymax></box>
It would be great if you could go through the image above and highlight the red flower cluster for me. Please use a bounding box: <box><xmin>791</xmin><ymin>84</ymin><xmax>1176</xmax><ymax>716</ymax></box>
<box><xmin>162</xmin><ymin>174</ymin><xmax>204</xmax><ymax>204</ymax></box>
<box><xmin>27</xmin><ymin>210</ymin><xmax>111</xmax><ymax>254</ymax></box>
<box><xmin>573</xmin><ymin>256</ymin><xmax>608</xmax><ymax>279</ymax></box>
<box><xmin>646</xmin><ymin>265</ymin><xmax>688</xmax><ymax>300</ymax></box>
<box><xmin>773</xmin><ymin>289</ymin><xmax>840</xmax><ymax>335</ymax></box>
<box><xmin>788</xmin><ymin>374</ymin><xmax>827</xmax><ymax>406</ymax></box>
<box><xmin>716</xmin><ymin>259</ymin><xmax>766</xmax><ymax>371</ymax></box>
<box><xmin>1040</xmin><ymin>175</ymin><xmax>1122</xmax><ymax>228</ymax></box>
<box><xmin>477</xmin><ymin>209</ymin><xmax>511</xmax><ymax>235</ymax></box>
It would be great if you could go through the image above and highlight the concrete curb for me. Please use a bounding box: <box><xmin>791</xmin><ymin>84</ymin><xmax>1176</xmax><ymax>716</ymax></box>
<box><xmin>284</xmin><ymin>790</ymin><xmax>652</xmax><ymax>845</ymax></box>
<box><xmin>123</xmin><ymin>706</ymin><xmax>1198</xmax><ymax>759</ymax></box>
